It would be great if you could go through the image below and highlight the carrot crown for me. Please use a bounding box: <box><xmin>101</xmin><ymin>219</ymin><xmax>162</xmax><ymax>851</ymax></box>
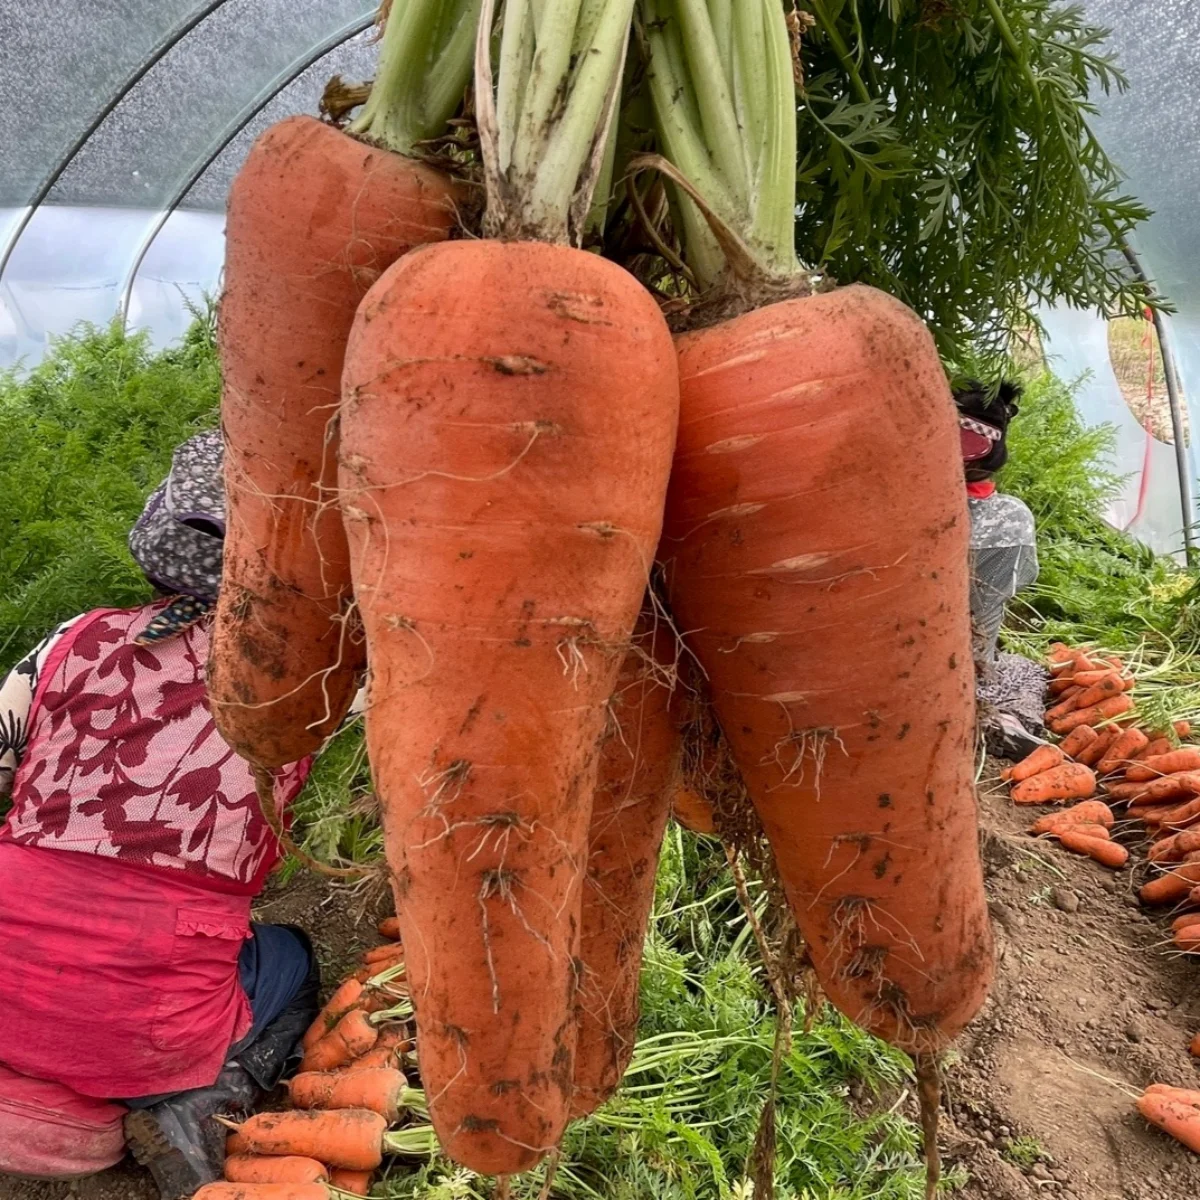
<box><xmin>638</xmin><ymin>0</ymin><xmax>803</xmax><ymax>291</ymax></box>
<box><xmin>350</xmin><ymin>0</ymin><xmax>482</xmax><ymax>155</ymax></box>
<box><xmin>475</xmin><ymin>0</ymin><xmax>636</xmax><ymax>243</ymax></box>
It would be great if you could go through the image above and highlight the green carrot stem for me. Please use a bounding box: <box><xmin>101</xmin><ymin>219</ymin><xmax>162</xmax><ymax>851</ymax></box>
<box><xmin>350</xmin><ymin>0</ymin><xmax>482</xmax><ymax>155</ymax></box>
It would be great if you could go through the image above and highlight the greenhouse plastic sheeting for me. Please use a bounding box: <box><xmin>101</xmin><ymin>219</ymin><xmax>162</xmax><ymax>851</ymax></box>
<box><xmin>1</xmin><ymin>0</ymin><xmax>1199</xmax><ymax>562</ymax></box>
<box><xmin>1054</xmin><ymin>0</ymin><xmax>1200</xmax><ymax>556</ymax></box>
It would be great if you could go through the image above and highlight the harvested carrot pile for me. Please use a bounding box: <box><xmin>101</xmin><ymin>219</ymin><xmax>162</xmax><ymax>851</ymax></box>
<box><xmin>214</xmin><ymin>921</ymin><xmax>434</xmax><ymax>1195</ymax></box>
<box><xmin>1006</xmin><ymin>641</ymin><xmax>1200</xmax><ymax>1154</ymax></box>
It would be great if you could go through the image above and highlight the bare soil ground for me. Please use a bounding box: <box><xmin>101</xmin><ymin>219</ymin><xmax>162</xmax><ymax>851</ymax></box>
<box><xmin>5</xmin><ymin>773</ymin><xmax>1200</xmax><ymax>1200</ymax></box>
<box><xmin>941</xmin><ymin>765</ymin><xmax>1200</xmax><ymax>1200</ymax></box>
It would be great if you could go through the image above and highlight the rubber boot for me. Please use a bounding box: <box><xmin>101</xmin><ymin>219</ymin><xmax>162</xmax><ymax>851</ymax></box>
<box><xmin>123</xmin><ymin>1060</ymin><xmax>258</xmax><ymax>1200</ymax></box>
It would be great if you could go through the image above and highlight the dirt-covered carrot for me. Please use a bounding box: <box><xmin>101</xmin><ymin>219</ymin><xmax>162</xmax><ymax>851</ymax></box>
<box><xmin>1052</xmin><ymin>695</ymin><xmax>1134</xmax><ymax>735</ymax></box>
<box><xmin>302</xmin><ymin>979</ymin><xmax>365</xmax><ymax>1051</ymax></box>
<box><xmin>1129</xmin><ymin>772</ymin><xmax>1200</xmax><ymax>806</ymax></box>
<box><xmin>1135</xmin><ymin>737</ymin><xmax>1173</xmax><ymax>762</ymax></box>
<box><xmin>209</xmin><ymin>0</ymin><xmax>474</xmax><ymax>768</ymax></box>
<box><xmin>1154</xmin><ymin>797</ymin><xmax>1200</xmax><ymax>829</ymax></box>
<box><xmin>572</xmin><ymin>623</ymin><xmax>681</xmax><ymax>1119</ymax></box>
<box><xmin>1011</xmin><ymin>764</ymin><xmax>1097</xmax><ymax>804</ymax></box>
<box><xmin>298</xmin><ymin>1009</ymin><xmax>378</xmax><ymax>1074</ymax></box>
<box><xmin>377</xmin><ymin>917</ymin><xmax>401</xmax><ymax>940</ymax></box>
<box><xmin>1140</xmin><ymin>862</ymin><xmax>1200</xmax><ymax>906</ymax></box>
<box><xmin>645</xmin><ymin>0</ymin><xmax>992</xmax><ymax>1065</ymax></box>
<box><xmin>1059</xmin><ymin>726</ymin><xmax>1099</xmax><ymax>760</ymax></box>
<box><xmin>1149</xmin><ymin>830</ymin><xmax>1200</xmax><ymax>864</ymax></box>
<box><xmin>361</xmin><ymin>943</ymin><xmax>406</xmax><ymax>967</ymax></box>
<box><xmin>329</xmin><ymin>1171</ymin><xmax>374</xmax><ymax>1197</ymax></box>
<box><xmin>1137</xmin><ymin>1090</ymin><xmax>1200</xmax><ymax>1153</ymax></box>
<box><xmin>1056</xmin><ymin>828</ymin><xmax>1128</xmax><ymax>868</ymax></box>
<box><xmin>228</xmin><ymin>1110</ymin><xmax>387</xmax><ymax>1171</ymax></box>
<box><xmin>1002</xmin><ymin>744</ymin><xmax>1064</xmax><ymax>783</ymax></box>
<box><xmin>1076</xmin><ymin>726</ymin><xmax>1117</xmax><ymax>768</ymax></box>
<box><xmin>1097</xmin><ymin>727</ymin><xmax>1150</xmax><ymax>775</ymax></box>
<box><xmin>223</xmin><ymin>1158</ymin><xmax>329</xmax><ymax>1185</ymax></box>
<box><xmin>1127</xmin><ymin>749</ymin><xmax>1200</xmax><ymax>782</ymax></box>
<box><xmin>1048</xmin><ymin>676</ymin><xmax>1080</xmax><ymax>696</ymax></box>
<box><xmin>1045</xmin><ymin>693</ymin><xmax>1081</xmax><ymax>723</ymax></box>
<box><xmin>1074</xmin><ymin>673</ymin><xmax>1128</xmax><ymax>709</ymax></box>
<box><xmin>1174</xmin><ymin>927</ymin><xmax>1200</xmax><ymax>952</ymax></box>
<box><xmin>1029</xmin><ymin>801</ymin><xmax>1114</xmax><ymax>835</ymax></box>
<box><xmin>1191</xmin><ymin>1033</ymin><xmax>1200</xmax><ymax>1058</ymax></box>
<box><xmin>340</xmin><ymin>1</ymin><xmax>676</xmax><ymax>1174</ymax></box>
<box><xmin>226</xmin><ymin>1133</ymin><xmax>251</xmax><ymax>1158</ymax></box>
<box><xmin>289</xmin><ymin>1068</ymin><xmax>422</xmax><ymax>1124</ymax></box>
<box><xmin>195</xmin><ymin>1186</ymin><xmax>330</xmax><ymax>1200</ymax></box>
<box><xmin>1072</xmin><ymin>668</ymin><xmax>1120</xmax><ymax>689</ymax></box>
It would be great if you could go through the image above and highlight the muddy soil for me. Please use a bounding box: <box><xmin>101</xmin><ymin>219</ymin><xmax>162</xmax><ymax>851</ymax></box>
<box><xmin>0</xmin><ymin>871</ymin><xmax>391</xmax><ymax>1200</ymax></box>
<box><xmin>941</xmin><ymin>765</ymin><xmax>1200</xmax><ymax>1200</ymax></box>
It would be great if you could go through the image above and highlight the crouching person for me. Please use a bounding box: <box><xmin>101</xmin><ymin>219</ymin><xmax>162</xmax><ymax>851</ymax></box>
<box><xmin>954</xmin><ymin>380</ymin><xmax>1046</xmax><ymax>758</ymax></box>
<box><xmin>0</xmin><ymin>432</ymin><xmax>319</xmax><ymax>1198</ymax></box>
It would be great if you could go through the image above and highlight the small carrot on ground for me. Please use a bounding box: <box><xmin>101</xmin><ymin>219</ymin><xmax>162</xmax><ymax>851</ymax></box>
<box><xmin>1076</xmin><ymin>726</ymin><xmax>1117</xmax><ymax>768</ymax></box>
<box><xmin>1097</xmin><ymin>727</ymin><xmax>1150</xmax><ymax>776</ymax></box>
<box><xmin>361</xmin><ymin>943</ymin><xmax>406</xmax><ymax>967</ymax></box>
<box><xmin>289</xmin><ymin>1068</ymin><xmax>419</xmax><ymax>1124</ymax></box>
<box><xmin>302</xmin><ymin>979</ymin><xmax>364</xmax><ymax>1051</ymax></box>
<box><xmin>377</xmin><ymin>917</ymin><xmax>401</xmax><ymax>940</ymax></box>
<box><xmin>329</xmin><ymin>1170</ymin><xmax>373</xmax><ymax>1197</ymax></box>
<box><xmin>1135</xmin><ymin>738</ymin><xmax>1174</xmax><ymax>762</ymax></box>
<box><xmin>1029</xmin><ymin>801</ymin><xmax>1114</xmax><ymax>836</ymax></box>
<box><xmin>1174</xmin><ymin>927</ymin><xmax>1200</xmax><ymax>952</ymax></box>
<box><xmin>1011</xmin><ymin>764</ymin><xmax>1096</xmax><ymax>804</ymax></box>
<box><xmin>227</xmin><ymin>1110</ymin><xmax>387</xmax><ymax>1171</ymax></box>
<box><xmin>1191</xmin><ymin>1033</ymin><xmax>1200</xmax><ymax>1058</ymax></box>
<box><xmin>1074</xmin><ymin>674</ymin><xmax>1126</xmax><ymax>708</ymax></box>
<box><xmin>1002</xmin><ymin>744</ymin><xmax>1064</xmax><ymax>783</ymax></box>
<box><xmin>1127</xmin><ymin>749</ymin><xmax>1200</xmax><ymax>782</ymax></box>
<box><xmin>1056</xmin><ymin>828</ymin><xmax>1128</xmax><ymax>867</ymax></box>
<box><xmin>298</xmin><ymin>1009</ymin><xmax>378</xmax><ymax>1074</ymax></box>
<box><xmin>1059</xmin><ymin>726</ymin><xmax>1099</xmax><ymax>760</ymax></box>
<box><xmin>196</xmin><ymin>1186</ymin><xmax>330</xmax><ymax>1199</ymax></box>
<box><xmin>1052</xmin><ymin>694</ymin><xmax>1135</xmax><ymax>735</ymax></box>
<box><xmin>1140</xmin><ymin>862</ymin><xmax>1200</xmax><ymax>906</ymax></box>
<box><xmin>223</xmin><ymin>1157</ymin><xmax>328</xmax><ymax>1185</ymax></box>
<box><xmin>1137</xmin><ymin>1090</ymin><xmax>1200</xmax><ymax>1153</ymax></box>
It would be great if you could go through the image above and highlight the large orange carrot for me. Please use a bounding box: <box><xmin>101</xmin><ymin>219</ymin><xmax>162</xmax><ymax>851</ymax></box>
<box><xmin>1059</xmin><ymin>726</ymin><xmax>1098</xmax><ymax>760</ymax></box>
<box><xmin>1052</xmin><ymin>694</ymin><xmax>1134</xmax><ymax>735</ymax></box>
<box><xmin>340</xmin><ymin>239</ymin><xmax>679</xmax><ymax>1172</ymax></box>
<box><xmin>298</xmin><ymin>1008</ymin><xmax>378</xmax><ymax>1074</ymax></box>
<box><xmin>230</xmin><ymin>1110</ymin><xmax>385</xmax><ymax>1171</ymax></box>
<box><xmin>1002</xmin><ymin>744</ymin><xmax>1064</xmax><ymax>783</ymax></box>
<box><xmin>1029</xmin><ymin>801</ymin><xmax>1113</xmax><ymax>835</ymax></box>
<box><xmin>289</xmin><ymin>1068</ymin><xmax>418</xmax><ymax>1124</ymax></box>
<box><xmin>224</xmin><ymin>1158</ymin><xmax>328</xmax><ymax>1185</ymax></box>
<box><xmin>571</xmin><ymin>623</ymin><xmax>681</xmax><ymax>1119</ymax></box>
<box><xmin>661</xmin><ymin>285</ymin><xmax>991</xmax><ymax>1055</ymax></box>
<box><xmin>209</xmin><ymin>116</ymin><xmax>459</xmax><ymax>767</ymax></box>
<box><xmin>1073</xmin><ymin>673</ymin><xmax>1127</xmax><ymax>709</ymax></box>
<box><xmin>1011</xmin><ymin>764</ymin><xmax>1096</xmax><ymax>804</ymax></box>
<box><xmin>1127</xmin><ymin>750</ymin><xmax>1200</xmax><ymax>781</ymax></box>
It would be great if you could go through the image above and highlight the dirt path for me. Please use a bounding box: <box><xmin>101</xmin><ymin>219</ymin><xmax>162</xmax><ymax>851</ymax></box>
<box><xmin>944</xmin><ymin>766</ymin><xmax>1200</xmax><ymax>1200</ymax></box>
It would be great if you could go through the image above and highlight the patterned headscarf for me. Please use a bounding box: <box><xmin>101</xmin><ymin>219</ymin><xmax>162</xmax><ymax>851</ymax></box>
<box><xmin>128</xmin><ymin>430</ymin><xmax>224</xmax><ymax>644</ymax></box>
